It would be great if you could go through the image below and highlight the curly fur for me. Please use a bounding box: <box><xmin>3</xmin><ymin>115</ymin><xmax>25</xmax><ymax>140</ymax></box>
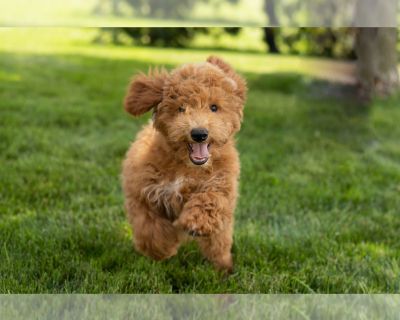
<box><xmin>122</xmin><ymin>56</ymin><xmax>247</xmax><ymax>272</ymax></box>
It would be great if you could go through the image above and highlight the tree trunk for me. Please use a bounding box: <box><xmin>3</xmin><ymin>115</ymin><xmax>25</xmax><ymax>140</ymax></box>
<box><xmin>112</xmin><ymin>0</ymin><xmax>121</xmax><ymax>16</ymax></box>
<box><xmin>263</xmin><ymin>0</ymin><xmax>280</xmax><ymax>53</ymax></box>
<box><xmin>354</xmin><ymin>28</ymin><xmax>399</xmax><ymax>100</ymax></box>
<box><xmin>263</xmin><ymin>28</ymin><xmax>280</xmax><ymax>54</ymax></box>
<box><xmin>353</xmin><ymin>0</ymin><xmax>398</xmax><ymax>100</ymax></box>
<box><xmin>264</xmin><ymin>0</ymin><xmax>278</xmax><ymax>25</ymax></box>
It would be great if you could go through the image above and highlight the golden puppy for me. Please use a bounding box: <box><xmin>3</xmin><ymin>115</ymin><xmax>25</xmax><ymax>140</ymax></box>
<box><xmin>122</xmin><ymin>56</ymin><xmax>247</xmax><ymax>272</ymax></box>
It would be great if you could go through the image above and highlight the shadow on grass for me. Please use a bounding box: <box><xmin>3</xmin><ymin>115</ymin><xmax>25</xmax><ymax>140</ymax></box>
<box><xmin>244</xmin><ymin>71</ymin><xmax>373</xmax><ymax>150</ymax></box>
<box><xmin>106</xmin><ymin>41</ymin><xmax>266</xmax><ymax>55</ymax></box>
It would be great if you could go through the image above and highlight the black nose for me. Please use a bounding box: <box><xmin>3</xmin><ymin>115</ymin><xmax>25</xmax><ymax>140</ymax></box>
<box><xmin>191</xmin><ymin>128</ymin><xmax>208</xmax><ymax>142</ymax></box>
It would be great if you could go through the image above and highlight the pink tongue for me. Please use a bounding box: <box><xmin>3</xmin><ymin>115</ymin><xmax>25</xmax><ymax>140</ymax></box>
<box><xmin>191</xmin><ymin>143</ymin><xmax>209</xmax><ymax>159</ymax></box>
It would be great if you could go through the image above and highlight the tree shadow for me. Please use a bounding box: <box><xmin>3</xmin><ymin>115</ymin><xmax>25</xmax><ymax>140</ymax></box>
<box><xmin>244</xmin><ymin>71</ymin><xmax>373</xmax><ymax>150</ymax></box>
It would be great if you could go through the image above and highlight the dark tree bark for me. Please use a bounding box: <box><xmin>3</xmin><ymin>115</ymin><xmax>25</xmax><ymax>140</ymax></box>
<box><xmin>263</xmin><ymin>0</ymin><xmax>280</xmax><ymax>53</ymax></box>
<box><xmin>263</xmin><ymin>28</ymin><xmax>280</xmax><ymax>54</ymax></box>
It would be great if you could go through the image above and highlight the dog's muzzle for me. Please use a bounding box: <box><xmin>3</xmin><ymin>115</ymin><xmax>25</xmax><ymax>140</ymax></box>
<box><xmin>188</xmin><ymin>128</ymin><xmax>210</xmax><ymax>165</ymax></box>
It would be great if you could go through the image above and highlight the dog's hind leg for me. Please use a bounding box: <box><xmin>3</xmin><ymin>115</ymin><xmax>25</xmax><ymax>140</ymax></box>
<box><xmin>196</xmin><ymin>225</ymin><xmax>234</xmax><ymax>273</ymax></box>
<box><xmin>130</xmin><ymin>209</ymin><xmax>184</xmax><ymax>261</ymax></box>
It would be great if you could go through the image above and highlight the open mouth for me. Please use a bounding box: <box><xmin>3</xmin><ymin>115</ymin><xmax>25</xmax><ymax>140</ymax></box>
<box><xmin>187</xmin><ymin>143</ymin><xmax>210</xmax><ymax>165</ymax></box>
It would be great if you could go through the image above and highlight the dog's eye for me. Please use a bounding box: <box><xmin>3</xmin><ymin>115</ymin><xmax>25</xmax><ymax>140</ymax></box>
<box><xmin>178</xmin><ymin>106</ymin><xmax>186</xmax><ymax>113</ymax></box>
<box><xmin>210</xmin><ymin>104</ymin><xmax>218</xmax><ymax>112</ymax></box>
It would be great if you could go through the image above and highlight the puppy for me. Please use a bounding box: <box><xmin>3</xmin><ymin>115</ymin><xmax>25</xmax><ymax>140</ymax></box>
<box><xmin>122</xmin><ymin>56</ymin><xmax>247</xmax><ymax>272</ymax></box>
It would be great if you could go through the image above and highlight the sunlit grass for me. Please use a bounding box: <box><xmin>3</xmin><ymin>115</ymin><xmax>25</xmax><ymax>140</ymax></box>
<box><xmin>0</xmin><ymin>28</ymin><xmax>355</xmax><ymax>82</ymax></box>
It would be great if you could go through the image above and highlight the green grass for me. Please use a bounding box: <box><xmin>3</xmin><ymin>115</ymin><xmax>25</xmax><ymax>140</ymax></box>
<box><xmin>1</xmin><ymin>28</ymin><xmax>400</xmax><ymax>293</ymax></box>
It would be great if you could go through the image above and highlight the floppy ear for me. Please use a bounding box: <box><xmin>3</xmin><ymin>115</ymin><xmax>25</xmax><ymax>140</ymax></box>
<box><xmin>207</xmin><ymin>56</ymin><xmax>247</xmax><ymax>102</ymax></box>
<box><xmin>124</xmin><ymin>68</ymin><xmax>169</xmax><ymax>116</ymax></box>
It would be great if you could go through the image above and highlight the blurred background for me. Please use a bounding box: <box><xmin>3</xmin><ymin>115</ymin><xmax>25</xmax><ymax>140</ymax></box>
<box><xmin>2</xmin><ymin>0</ymin><xmax>398</xmax><ymax>99</ymax></box>
<box><xmin>0</xmin><ymin>0</ymin><xmax>397</xmax><ymax>27</ymax></box>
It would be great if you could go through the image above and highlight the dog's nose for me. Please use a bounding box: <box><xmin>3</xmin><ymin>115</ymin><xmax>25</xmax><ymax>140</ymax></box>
<box><xmin>191</xmin><ymin>128</ymin><xmax>208</xmax><ymax>142</ymax></box>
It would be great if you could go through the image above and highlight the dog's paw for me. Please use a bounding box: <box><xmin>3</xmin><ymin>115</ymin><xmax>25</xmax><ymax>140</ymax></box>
<box><xmin>173</xmin><ymin>210</ymin><xmax>213</xmax><ymax>237</ymax></box>
<box><xmin>173</xmin><ymin>220</ymin><xmax>212</xmax><ymax>237</ymax></box>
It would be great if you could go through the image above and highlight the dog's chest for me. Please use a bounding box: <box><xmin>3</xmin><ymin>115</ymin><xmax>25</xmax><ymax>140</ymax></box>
<box><xmin>142</xmin><ymin>176</ymin><xmax>193</xmax><ymax>220</ymax></box>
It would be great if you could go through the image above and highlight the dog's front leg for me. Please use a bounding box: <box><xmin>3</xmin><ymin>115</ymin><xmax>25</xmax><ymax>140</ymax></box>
<box><xmin>173</xmin><ymin>191</ymin><xmax>231</xmax><ymax>237</ymax></box>
<box><xmin>173</xmin><ymin>191</ymin><xmax>234</xmax><ymax>272</ymax></box>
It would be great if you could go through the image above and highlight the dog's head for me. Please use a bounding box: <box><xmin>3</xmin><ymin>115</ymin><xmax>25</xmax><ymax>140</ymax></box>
<box><xmin>124</xmin><ymin>56</ymin><xmax>247</xmax><ymax>166</ymax></box>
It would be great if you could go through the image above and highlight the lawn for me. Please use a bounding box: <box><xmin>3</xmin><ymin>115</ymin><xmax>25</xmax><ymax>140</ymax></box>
<box><xmin>1</xmin><ymin>28</ymin><xmax>400</xmax><ymax>293</ymax></box>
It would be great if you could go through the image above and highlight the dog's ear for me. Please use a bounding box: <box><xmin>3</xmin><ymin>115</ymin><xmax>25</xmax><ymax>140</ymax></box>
<box><xmin>124</xmin><ymin>68</ymin><xmax>169</xmax><ymax>116</ymax></box>
<box><xmin>207</xmin><ymin>56</ymin><xmax>247</xmax><ymax>102</ymax></box>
